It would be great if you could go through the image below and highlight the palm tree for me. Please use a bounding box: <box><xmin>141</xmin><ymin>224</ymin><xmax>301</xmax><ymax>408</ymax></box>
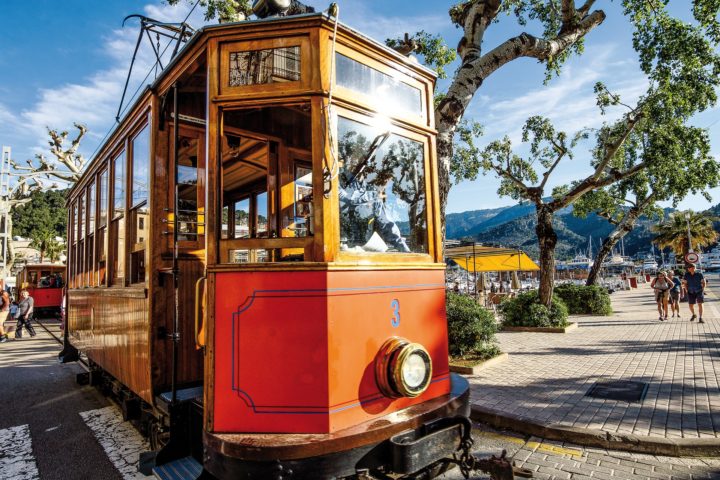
<box><xmin>29</xmin><ymin>227</ymin><xmax>55</xmax><ymax>263</ymax></box>
<box><xmin>44</xmin><ymin>239</ymin><xmax>64</xmax><ymax>263</ymax></box>
<box><xmin>653</xmin><ymin>210</ymin><xmax>719</xmax><ymax>259</ymax></box>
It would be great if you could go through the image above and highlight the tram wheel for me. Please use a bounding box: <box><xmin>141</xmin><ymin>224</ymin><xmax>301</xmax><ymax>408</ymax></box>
<box><xmin>149</xmin><ymin>421</ymin><xmax>170</xmax><ymax>451</ymax></box>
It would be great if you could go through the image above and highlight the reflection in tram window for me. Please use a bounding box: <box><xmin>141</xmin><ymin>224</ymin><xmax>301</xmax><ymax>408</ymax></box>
<box><xmin>228</xmin><ymin>249</ymin><xmax>271</xmax><ymax>263</ymax></box>
<box><xmin>293</xmin><ymin>164</ymin><xmax>312</xmax><ymax>237</ymax></box>
<box><xmin>337</xmin><ymin>116</ymin><xmax>427</xmax><ymax>254</ymax></box>
<box><xmin>229</xmin><ymin>46</ymin><xmax>300</xmax><ymax>86</ymax></box>
<box><xmin>335</xmin><ymin>53</ymin><xmax>422</xmax><ymax>117</ymax></box>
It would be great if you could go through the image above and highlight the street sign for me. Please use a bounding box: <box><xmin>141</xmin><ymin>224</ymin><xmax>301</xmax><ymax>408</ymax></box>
<box><xmin>685</xmin><ymin>252</ymin><xmax>699</xmax><ymax>264</ymax></box>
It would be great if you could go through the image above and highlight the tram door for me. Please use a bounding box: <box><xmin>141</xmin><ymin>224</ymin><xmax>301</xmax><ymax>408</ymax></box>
<box><xmin>161</xmin><ymin>124</ymin><xmax>206</xmax><ymax>390</ymax></box>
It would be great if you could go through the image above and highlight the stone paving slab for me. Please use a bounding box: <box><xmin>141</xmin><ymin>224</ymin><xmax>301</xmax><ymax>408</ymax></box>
<box><xmin>466</xmin><ymin>278</ymin><xmax>720</xmax><ymax>448</ymax></box>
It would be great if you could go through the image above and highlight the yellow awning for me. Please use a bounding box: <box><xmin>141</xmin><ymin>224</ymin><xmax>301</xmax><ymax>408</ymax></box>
<box><xmin>447</xmin><ymin>247</ymin><xmax>539</xmax><ymax>272</ymax></box>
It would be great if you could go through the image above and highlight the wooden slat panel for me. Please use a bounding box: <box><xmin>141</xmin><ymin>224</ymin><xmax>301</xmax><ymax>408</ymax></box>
<box><xmin>67</xmin><ymin>288</ymin><xmax>152</xmax><ymax>403</ymax></box>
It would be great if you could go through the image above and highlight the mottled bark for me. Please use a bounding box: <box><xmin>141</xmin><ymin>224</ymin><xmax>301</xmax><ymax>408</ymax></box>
<box><xmin>536</xmin><ymin>204</ymin><xmax>558</xmax><ymax>306</ymax></box>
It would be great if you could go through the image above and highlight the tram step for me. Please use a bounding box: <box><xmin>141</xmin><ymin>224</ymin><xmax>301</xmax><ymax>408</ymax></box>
<box><xmin>152</xmin><ymin>456</ymin><xmax>203</xmax><ymax>480</ymax></box>
<box><xmin>156</xmin><ymin>386</ymin><xmax>204</xmax><ymax>414</ymax></box>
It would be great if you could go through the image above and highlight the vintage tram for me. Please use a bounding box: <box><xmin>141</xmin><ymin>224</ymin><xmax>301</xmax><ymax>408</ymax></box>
<box><xmin>16</xmin><ymin>263</ymin><xmax>65</xmax><ymax>316</ymax></box>
<box><xmin>59</xmin><ymin>6</ymin><xmax>512</xmax><ymax>480</ymax></box>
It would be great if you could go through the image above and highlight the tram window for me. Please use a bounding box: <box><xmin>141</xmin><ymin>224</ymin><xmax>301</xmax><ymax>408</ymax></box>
<box><xmin>234</xmin><ymin>198</ymin><xmax>250</xmax><ymax>239</ymax></box>
<box><xmin>256</xmin><ymin>191</ymin><xmax>268</xmax><ymax>238</ymax></box>
<box><xmin>221</xmin><ymin>205</ymin><xmax>229</xmax><ymax>239</ymax></box>
<box><xmin>97</xmin><ymin>169</ymin><xmax>108</xmax><ymax>285</ymax></box>
<box><xmin>130</xmin><ymin>126</ymin><xmax>149</xmax><ymax>284</ymax></box>
<box><xmin>221</xmin><ymin>133</ymin><xmax>272</xmax><ymax>238</ymax></box>
<box><xmin>228</xmin><ymin>249</ymin><xmax>271</xmax><ymax>263</ymax></box>
<box><xmin>87</xmin><ymin>182</ymin><xmax>96</xmax><ymax>286</ymax></box>
<box><xmin>111</xmin><ymin>218</ymin><xmax>125</xmax><ymax>286</ymax></box>
<box><xmin>111</xmin><ymin>151</ymin><xmax>126</xmax><ymax>286</ymax></box>
<box><xmin>99</xmin><ymin>170</ymin><xmax>108</xmax><ymax>228</ymax></box>
<box><xmin>113</xmin><ymin>152</ymin><xmax>126</xmax><ymax>218</ymax></box>
<box><xmin>177</xmin><ymin>135</ymin><xmax>199</xmax><ymax>242</ymax></box>
<box><xmin>88</xmin><ymin>183</ymin><xmax>96</xmax><ymax>233</ymax></box>
<box><xmin>79</xmin><ymin>192</ymin><xmax>85</xmax><ymax>240</ymax></box>
<box><xmin>130</xmin><ymin>206</ymin><xmax>147</xmax><ymax>284</ymax></box>
<box><xmin>132</xmin><ymin>127</ymin><xmax>149</xmax><ymax>207</ymax></box>
<box><xmin>335</xmin><ymin>53</ymin><xmax>423</xmax><ymax>118</ymax></box>
<box><xmin>229</xmin><ymin>46</ymin><xmax>300</xmax><ymax>86</ymax></box>
<box><xmin>220</xmin><ymin>105</ymin><xmax>311</xmax><ymax>263</ymax></box>
<box><xmin>292</xmin><ymin>163</ymin><xmax>312</xmax><ymax>237</ymax></box>
<box><xmin>337</xmin><ymin>116</ymin><xmax>428</xmax><ymax>254</ymax></box>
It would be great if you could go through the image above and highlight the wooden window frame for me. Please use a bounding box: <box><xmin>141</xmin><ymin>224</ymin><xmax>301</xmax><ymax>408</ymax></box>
<box><xmin>332</xmin><ymin>42</ymin><xmax>431</xmax><ymax>129</ymax></box>
<box><xmin>168</xmin><ymin>123</ymin><xmax>206</xmax><ymax>249</ymax></box>
<box><xmin>218</xmin><ymin>35</ymin><xmax>312</xmax><ymax>98</ymax></box>
<box><xmin>331</xmin><ymin>106</ymin><xmax>435</xmax><ymax>265</ymax></box>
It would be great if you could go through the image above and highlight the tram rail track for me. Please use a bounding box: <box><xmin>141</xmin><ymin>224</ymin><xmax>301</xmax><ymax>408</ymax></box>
<box><xmin>35</xmin><ymin>317</ymin><xmax>89</xmax><ymax>370</ymax></box>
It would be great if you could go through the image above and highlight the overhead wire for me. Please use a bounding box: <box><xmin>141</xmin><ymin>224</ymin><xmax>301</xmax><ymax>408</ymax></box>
<box><xmin>88</xmin><ymin>0</ymin><xmax>201</xmax><ymax>161</ymax></box>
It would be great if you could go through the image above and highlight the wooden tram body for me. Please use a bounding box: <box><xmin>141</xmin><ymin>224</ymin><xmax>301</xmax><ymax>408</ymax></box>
<box><xmin>17</xmin><ymin>264</ymin><xmax>65</xmax><ymax>315</ymax></box>
<box><xmin>61</xmin><ymin>12</ymin><xmax>475</xmax><ymax>479</ymax></box>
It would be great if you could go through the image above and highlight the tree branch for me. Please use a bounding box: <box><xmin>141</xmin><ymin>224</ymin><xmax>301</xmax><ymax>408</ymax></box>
<box><xmin>592</xmin><ymin>111</ymin><xmax>643</xmax><ymax>181</ymax></box>
<box><xmin>455</xmin><ymin>0</ymin><xmax>502</xmax><ymax>60</ymax></box>
<box><xmin>491</xmin><ymin>163</ymin><xmax>530</xmax><ymax>195</ymax></box>
<box><xmin>539</xmin><ymin>151</ymin><xmax>566</xmax><ymax>191</ymax></box>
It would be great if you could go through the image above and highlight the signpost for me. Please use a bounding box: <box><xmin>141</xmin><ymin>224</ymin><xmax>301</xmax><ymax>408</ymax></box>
<box><xmin>685</xmin><ymin>252</ymin><xmax>699</xmax><ymax>264</ymax></box>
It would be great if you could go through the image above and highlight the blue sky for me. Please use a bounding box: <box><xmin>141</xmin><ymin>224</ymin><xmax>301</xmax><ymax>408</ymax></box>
<box><xmin>0</xmin><ymin>0</ymin><xmax>718</xmax><ymax>214</ymax></box>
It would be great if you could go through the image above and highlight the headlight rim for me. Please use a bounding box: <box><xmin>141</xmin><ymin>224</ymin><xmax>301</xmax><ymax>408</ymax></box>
<box><xmin>375</xmin><ymin>337</ymin><xmax>432</xmax><ymax>399</ymax></box>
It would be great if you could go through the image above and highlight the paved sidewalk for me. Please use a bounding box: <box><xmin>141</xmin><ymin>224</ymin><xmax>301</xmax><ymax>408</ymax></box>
<box><xmin>467</xmin><ymin>280</ymin><xmax>720</xmax><ymax>453</ymax></box>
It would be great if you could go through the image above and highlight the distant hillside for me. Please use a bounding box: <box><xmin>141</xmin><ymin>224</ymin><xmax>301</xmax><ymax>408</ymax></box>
<box><xmin>445</xmin><ymin>204</ymin><xmax>666</xmax><ymax>259</ymax></box>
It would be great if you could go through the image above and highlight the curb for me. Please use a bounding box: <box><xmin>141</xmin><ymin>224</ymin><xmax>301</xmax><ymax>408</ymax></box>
<box><xmin>501</xmin><ymin>322</ymin><xmax>578</xmax><ymax>333</ymax></box>
<box><xmin>471</xmin><ymin>405</ymin><xmax>720</xmax><ymax>457</ymax></box>
<box><xmin>449</xmin><ymin>352</ymin><xmax>509</xmax><ymax>374</ymax></box>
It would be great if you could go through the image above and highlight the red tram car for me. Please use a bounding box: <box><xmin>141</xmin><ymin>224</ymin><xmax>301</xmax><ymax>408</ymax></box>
<box><xmin>17</xmin><ymin>264</ymin><xmax>65</xmax><ymax>316</ymax></box>
<box><xmin>60</xmin><ymin>6</ymin><xmax>512</xmax><ymax>480</ymax></box>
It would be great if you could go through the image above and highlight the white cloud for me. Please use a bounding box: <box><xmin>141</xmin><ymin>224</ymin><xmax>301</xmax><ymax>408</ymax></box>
<box><xmin>15</xmin><ymin>1</ymin><xmax>210</xmax><ymax>160</ymax></box>
<box><xmin>471</xmin><ymin>44</ymin><xmax>648</xmax><ymax>144</ymax></box>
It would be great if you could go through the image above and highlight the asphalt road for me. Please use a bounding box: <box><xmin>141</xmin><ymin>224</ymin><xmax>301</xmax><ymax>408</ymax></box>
<box><xmin>0</xmin><ymin>319</ymin><xmax>123</xmax><ymax>480</ymax></box>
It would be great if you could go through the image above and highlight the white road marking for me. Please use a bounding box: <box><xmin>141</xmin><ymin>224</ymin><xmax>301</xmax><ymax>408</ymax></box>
<box><xmin>79</xmin><ymin>406</ymin><xmax>152</xmax><ymax>480</ymax></box>
<box><xmin>0</xmin><ymin>424</ymin><xmax>40</xmax><ymax>480</ymax></box>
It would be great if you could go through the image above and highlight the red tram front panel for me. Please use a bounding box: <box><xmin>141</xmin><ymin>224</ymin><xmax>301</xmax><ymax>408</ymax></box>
<box><xmin>27</xmin><ymin>286</ymin><xmax>63</xmax><ymax>311</ymax></box>
<box><xmin>212</xmin><ymin>269</ymin><xmax>449</xmax><ymax>434</ymax></box>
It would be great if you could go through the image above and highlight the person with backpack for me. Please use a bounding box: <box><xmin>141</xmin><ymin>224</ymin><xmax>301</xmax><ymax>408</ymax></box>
<box><xmin>650</xmin><ymin>271</ymin><xmax>672</xmax><ymax>321</ymax></box>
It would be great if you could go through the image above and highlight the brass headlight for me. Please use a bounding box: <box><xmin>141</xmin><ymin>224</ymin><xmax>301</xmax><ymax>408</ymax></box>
<box><xmin>375</xmin><ymin>337</ymin><xmax>432</xmax><ymax>398</ymax></box>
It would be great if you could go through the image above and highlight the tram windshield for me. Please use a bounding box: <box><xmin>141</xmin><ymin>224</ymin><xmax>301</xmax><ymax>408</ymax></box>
<box><xmin>337</xmin><ymin>116</ymin><xmax>427</xmax><ymax>254</ymax></box>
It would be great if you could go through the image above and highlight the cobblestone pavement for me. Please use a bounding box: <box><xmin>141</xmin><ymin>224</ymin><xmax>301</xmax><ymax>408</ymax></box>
<box><xmin>440</xmin><ymin>425</ymin><xmax>720</xmax><ymax>479</ymax></box>
<box><xmin>466</xmin><ymin>280</ymin><xmax>720</xmax><ymax>439</ymax></box>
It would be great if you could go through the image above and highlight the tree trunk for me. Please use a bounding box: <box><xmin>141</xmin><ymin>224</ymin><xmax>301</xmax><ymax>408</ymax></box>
<box><xmin>536</xmin><ymin>205</ymin><xmax>557</xmax><ymax>307</ymax></box>
<box><xmin>586</xmin><ymin>200</ymin><xmax>647</xmax><ymax>286</ymax></box>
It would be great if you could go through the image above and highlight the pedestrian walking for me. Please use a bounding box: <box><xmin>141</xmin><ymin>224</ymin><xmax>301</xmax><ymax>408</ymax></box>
<box><xmin>15</xmin><ymin>289</ymin><xmax>35</xmax><ymax>338</ymax></box>
<box><xmin>667</xmin><ymin>270</ymin><xmax>681</xmax><ymax>319</ymax></box>
<box><xmin>682</xmin><ymin>263</ymin><xmax>706</xmax><ymax>323</ymax></box>
<box><xmin>650</xmin><ymin>271</ymin><xmax>672</xmax><ymax>321</ymax></box>
<box><xmin>0</xmin><ymin>290</ymin><xmax>8</xmax><ymax>343</ymax></box>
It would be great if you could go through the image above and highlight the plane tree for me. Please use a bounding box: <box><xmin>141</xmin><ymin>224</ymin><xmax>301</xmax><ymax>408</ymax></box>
<box><xmin>451</xmin><ymin>6</ymin><xmax>720</xmax><ymax>305</ymax></box>
<box><xmin>574</xmin><ymin>122</ymin><xmax>719</xmax><ymax>286</ymax></box>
